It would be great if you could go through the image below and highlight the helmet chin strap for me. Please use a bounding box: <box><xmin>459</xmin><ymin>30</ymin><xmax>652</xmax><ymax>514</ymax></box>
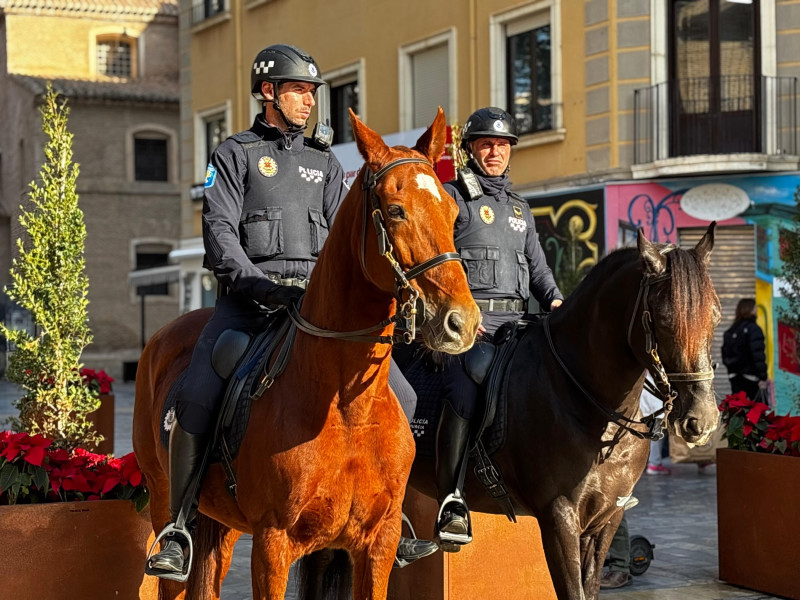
<box><xmin>267</xmin><ymin>82</ymin><xmax>304</xmax><ymax>132</ymax></box>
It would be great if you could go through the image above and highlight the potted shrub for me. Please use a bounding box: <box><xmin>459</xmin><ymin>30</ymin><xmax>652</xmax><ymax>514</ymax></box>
<box><xmin>717</xmin><ymin>391</ymin><xmax>800</xmax><ymax>600</ymax></box>
<box><xmin>0</xmin><ymin>86</ymin><xmax>155</xmax><ymax>599</ymax></box>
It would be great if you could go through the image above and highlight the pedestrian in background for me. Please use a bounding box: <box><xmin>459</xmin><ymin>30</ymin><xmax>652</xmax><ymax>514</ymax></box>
<box><xmin>721</xmin><ymin>298</ymin><xmax>768</xmax><ymax>402</ymax></box>
<box><xmin>641</xmin><ymin>374</ymin><xmax>669</xmax><ymax>476</ymax></box>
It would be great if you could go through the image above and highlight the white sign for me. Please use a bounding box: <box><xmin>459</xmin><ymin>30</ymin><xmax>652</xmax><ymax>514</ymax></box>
<box><xmin>332</xmin><ymin>127</ymin><xmax>426</xmax><ymax>188</ymax></box>
<box><xmin>680</xmin><ymin>183</ymin><xmax>751</xmax><ymax>221</ymax></box>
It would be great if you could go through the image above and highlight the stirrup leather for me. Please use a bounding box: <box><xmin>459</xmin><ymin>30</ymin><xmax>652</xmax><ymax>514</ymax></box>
<box><xmin>434</xmin><ymin>493</ymin><xmax>472</xmax><ymax>550</ymax></box>
<box><xmin>145</xmin><ymin>522</ymin><xmax>194</xmax><ymax>582</ymax></box>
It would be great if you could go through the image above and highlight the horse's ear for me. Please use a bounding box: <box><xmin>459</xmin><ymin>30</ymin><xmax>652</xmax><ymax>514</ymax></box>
<box><xmin>637</xmin><ymin>227</ymin><xmax>667</xmax><ymax>275</ymax></box>
<box><xmin>349</xmin><ymin>108</ymin><xmax>390</xmax><ymax>171</ymax></box>
<box><xmin>694</xmin><ymin>221</ymin><xmax>716</xmax><ymax>264</ymax></box>
<box><xmin>413</xmin><ymin>106</ymin><xmax>447</xmax><ymax>163</ymax></box>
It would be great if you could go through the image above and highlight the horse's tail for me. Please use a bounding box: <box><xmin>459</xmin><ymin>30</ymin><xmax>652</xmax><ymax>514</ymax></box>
<box><xmin>295</xmin><ymin>549</ymin><xmax>352</xmax><ymax>600</ymax></box>
<box><xmin>184</xmin><ymin>513</ymin><xmax>239</xmax><ymax>599</ymax></box>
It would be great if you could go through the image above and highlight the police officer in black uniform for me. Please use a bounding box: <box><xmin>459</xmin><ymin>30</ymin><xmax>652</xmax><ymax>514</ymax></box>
<box><xmin>434</xmin><ymin>107</ymin><xmax>563</xmax><ymax>551</ymax></box>
<box><xmin>146</xmin><ymin>43</ymin><xmax>436</xmax><ymax>580</ymax></box>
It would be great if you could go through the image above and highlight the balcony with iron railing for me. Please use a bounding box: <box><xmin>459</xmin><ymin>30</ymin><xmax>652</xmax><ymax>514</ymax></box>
<box><xmin>633</xmin><ymin>76</ymin><xmax>798</xmax><ymax>171</ymax></box>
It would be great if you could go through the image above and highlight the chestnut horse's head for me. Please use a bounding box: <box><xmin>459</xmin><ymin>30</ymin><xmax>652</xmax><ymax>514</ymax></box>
<box><xmin>637</xmin><ymin>223</ymin><xmax>721</xmax><ymax>445</ymax></box>
<box><xmin>349</xmin><ymin>107</ymin><xmax>480</xmax><ymax>354</ymax></box>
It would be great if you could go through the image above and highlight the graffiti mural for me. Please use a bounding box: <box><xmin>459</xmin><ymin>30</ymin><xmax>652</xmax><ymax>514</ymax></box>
<box><xmin>527</xmin><ymin>189</ymin><xmax>604</xmax><ymax>297</ymax></box>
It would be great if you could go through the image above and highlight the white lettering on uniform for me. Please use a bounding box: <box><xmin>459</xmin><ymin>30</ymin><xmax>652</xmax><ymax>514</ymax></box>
<box><xmin>415</xmin><ymin>173</ymin><xmax>441</xmax><ymax>202</ymax></box>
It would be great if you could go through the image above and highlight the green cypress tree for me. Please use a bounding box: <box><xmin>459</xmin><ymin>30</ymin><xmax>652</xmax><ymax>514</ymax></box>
<box><xmin>0</xmin><ymin>84</ymin><xmax>99</xmax><ymax>450</ymax></box>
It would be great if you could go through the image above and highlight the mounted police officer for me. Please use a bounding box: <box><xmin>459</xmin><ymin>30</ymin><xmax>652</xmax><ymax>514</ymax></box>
<box><xmin>146</xmin><ymin>43</ymin><xmax>436</xmax><ymax>581</ymax></box>
<box><xmin>434</xmin><ymin>107</ymin><xmax>563</xmax><ymax>551</ymax></box>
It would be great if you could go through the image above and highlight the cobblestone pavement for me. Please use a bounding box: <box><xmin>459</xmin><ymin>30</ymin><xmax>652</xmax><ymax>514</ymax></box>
<box><xmin>0</xmin><ymin>380</ymin><xmax>780</xmax><ymax>599</ymax></box>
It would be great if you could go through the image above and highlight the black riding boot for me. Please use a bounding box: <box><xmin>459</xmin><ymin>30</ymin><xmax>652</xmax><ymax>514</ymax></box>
<box><xmin>435</xmin><ymin>402</ymin><xmax>472</xmax><ymax>551</ymax></box>
<box><xmin>394</xmin><ymin>513</ymin><xmax>439</xmax><ymax>568</ymax></box>
<box><xmin>145</xmin><ymin>422</ymin><xmax>208</xmax><ymax>582</ymax></box>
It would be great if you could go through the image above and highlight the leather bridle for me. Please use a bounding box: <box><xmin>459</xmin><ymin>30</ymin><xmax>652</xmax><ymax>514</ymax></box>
<box><xmin>288</xmin><ymin>157</ymin><xmax>461</xmax><ymax>345</ymax></box>
<box><xmin>544</xmin><ymin>249</ymin><xmax>715</xmax><ymax>442</ymax></box>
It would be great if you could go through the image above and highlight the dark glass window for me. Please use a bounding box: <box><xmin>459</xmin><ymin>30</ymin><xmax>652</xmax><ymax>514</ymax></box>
<box><xmin>330</xmin><ymin>80</ymin><xmax>358</xmax><ymax>145</ymax></box>
<box><xmin>97</xmin><ymin>40</ymin><xmax>132</xmax><ymax>78</ymax></box>
<box><xmin>136</xmin><ymin>251</ymin><xmax>169</xmax><ymax>296</ymax></box>
<box><xmin>205</xmin><ymin>117</ymin><xmax>226</xmax><ymax>165</ymax></box>
<box><xmin>134</xmin><ymin>138</ymin><xmax>168</xmax><ymax>182</ymax></box>
<box><xmin>192</xmin><ymin>0</ymin><xmax>225</xmax><ymax>24</ymax></box>
<box><xmin>506</xmin><ymin>24</ymin><xmax>552</xmax><ymax>135</ymax></box>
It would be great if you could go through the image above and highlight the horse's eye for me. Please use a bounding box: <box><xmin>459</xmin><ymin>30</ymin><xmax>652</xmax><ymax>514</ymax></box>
<box><xmin>387</xmin><ymin>205</ymin><xmax>406</xmax><ymax>219</ymax></box>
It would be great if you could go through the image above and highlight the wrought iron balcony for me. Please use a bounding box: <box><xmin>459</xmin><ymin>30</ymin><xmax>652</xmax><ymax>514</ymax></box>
<box><xmin>633</xmin><ymin>75</ymin><xmax>798</xmax><ymax>164</ymax></box>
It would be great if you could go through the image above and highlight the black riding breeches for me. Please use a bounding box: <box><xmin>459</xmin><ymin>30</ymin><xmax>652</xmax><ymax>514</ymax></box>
<box><xmin>176</xmin><ymin>293</ymin><xmax>270</xmax><ymax>435</ymax></box>
<box><xmin>175</xmin><ymin>293</ymin><xmax>419</xmax><ymax>434</ymax></box>
<box><xmin>441</xmin><ymin>354</ymin><xmax>480</xmax><ymax>421</ymax></box>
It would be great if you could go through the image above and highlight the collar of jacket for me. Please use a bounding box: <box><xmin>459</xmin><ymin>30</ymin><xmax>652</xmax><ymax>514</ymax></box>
<box><xmin>251</xmin><ymin>114</ymin><xmax>307</xmax><ymax>149</ymax></box>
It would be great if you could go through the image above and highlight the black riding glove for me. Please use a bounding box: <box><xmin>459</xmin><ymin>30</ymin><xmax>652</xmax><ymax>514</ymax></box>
<box><xmin>264</xmin><ymin>285</ymin><xmax>305</xmax><ymax>308</ymax></box>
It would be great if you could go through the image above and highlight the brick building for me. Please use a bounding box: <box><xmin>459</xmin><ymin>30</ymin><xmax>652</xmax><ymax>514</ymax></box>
<box><xmin>0</xmin><ymin>0</ymin><xmax>181</xmax><ymax>378</ymax></box>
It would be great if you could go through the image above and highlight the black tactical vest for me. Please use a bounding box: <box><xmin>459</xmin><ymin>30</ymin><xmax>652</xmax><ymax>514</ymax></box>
<box><xmin>235</xmin><ymin>135</ymin><xmax>330</xmax><ymax>262</ymax></box>
<box><xmin>456</xmin><ymin>190</ymin><xmax>530</xmax><ymax>300</ymax></box>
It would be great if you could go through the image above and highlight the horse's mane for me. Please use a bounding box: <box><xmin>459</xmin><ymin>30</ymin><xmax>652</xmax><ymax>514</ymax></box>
<box><xmin>568</xmin><ymin>243</ymin><xmax>715</xmax><ymax>361</ymax></box>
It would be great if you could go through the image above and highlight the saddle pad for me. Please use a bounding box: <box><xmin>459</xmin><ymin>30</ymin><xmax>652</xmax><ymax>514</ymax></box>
<box><xmin>402</xmin><ymin>355</ymin><xmax>510</xmax><ymax>459</ymax></box>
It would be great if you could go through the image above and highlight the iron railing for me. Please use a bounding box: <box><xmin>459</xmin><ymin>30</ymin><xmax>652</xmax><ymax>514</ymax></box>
<box><xmin>633</xmin><ymin>75</ymin><xmax>798</xmax><ymax>164</ymax></box>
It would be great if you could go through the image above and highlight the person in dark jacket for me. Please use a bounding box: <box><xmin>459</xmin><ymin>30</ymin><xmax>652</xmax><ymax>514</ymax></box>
<box><xmin>433</xmin><ymin>107</ymin><xmax>563</xmax><ymax>551</ymax></box>
<box><xmin>146</xmin><ymin>43</ymin><xmax>435</xmax><ymax>581</ymax></box>
<box><xmin>722</xmin><ymin>298</ymin><xmax>769</xmax><ymax>401</ymax></box>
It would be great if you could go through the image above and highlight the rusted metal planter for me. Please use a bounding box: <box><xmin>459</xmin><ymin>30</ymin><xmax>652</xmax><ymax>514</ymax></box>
<box><xmin>88</xmin><ymin>392</ymin><xmax>115</xmax><ymax>455</ymax></box>
<box><xmin>717</xmin><ymin>448</ymin><xmax>800</xmax><ymax>600</ymax></box>
<box><xmin>0</xmin><ymin>500</ymin><xmax>157</xmax><ymax>600</ymax></box>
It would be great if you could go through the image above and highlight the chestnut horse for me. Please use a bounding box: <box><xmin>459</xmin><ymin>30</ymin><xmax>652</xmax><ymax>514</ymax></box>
<box><xmin>400</xmin><ymin>224</ymin><xmax>721</xmax><ymax>600</ymax></box>
<box><xmin>132</xmin><ymin>108</ymin><xmax>480</xmax><ymax>600</ymax></box>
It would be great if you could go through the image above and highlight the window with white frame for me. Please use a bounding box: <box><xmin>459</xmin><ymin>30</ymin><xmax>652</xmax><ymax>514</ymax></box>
<box><xmin>331</xmin><ymin>78</ymin><xmax>359</xmax><ymax>145</ymax></box>
<box><xmin>491</xmin><ymin>2</ymin><xmax>562</xmax><ymax>138</ymax></box>
<box><xmin>134</xmin><ymin>242</ymin><xmax>172</xmax><ymax>296</ymax></box>
<box><xmin>399</xmin><ymin>31</ymin><xmax>455</xmax><ymax>130</ymax></box>
<box><xmin>204</xmin><ymin>114</ymin><xmax>227</xmax><ymax>166</ymax></box>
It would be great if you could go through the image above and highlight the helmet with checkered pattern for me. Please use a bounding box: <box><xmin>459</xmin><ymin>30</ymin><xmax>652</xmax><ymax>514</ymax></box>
<box><xmin>250</xmin><ymin>44</ymin><xmax>325</xmax><ymax>101</ymax></box>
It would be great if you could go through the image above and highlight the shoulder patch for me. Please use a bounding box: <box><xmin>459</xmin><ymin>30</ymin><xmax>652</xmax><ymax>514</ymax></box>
<box><xmin>204</xmin><ymin>164</ymin><xmax>217</xmax><ymax>188</ymax></box>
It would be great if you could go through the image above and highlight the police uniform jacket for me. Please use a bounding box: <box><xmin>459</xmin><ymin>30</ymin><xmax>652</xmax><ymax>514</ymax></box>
<box><xmin>443</xmin><ymin>164</ymin><xmax>563</xmax><ymax>334</ymax></box>
<box><xmin>202</xmin><ymin>115</ymin><xmax>348</xmax><ymax>305</ymax></box>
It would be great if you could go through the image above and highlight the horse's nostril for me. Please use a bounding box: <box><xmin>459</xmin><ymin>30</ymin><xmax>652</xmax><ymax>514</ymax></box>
<box><xmin>686</xmin><ymin>417</ymin><xmax>701</xmax><ymax>436</ymax></box>
<box><xmin>445</xmin><ymin>310</ymin><xmax>464</xmax><ymax>337</ymax></box>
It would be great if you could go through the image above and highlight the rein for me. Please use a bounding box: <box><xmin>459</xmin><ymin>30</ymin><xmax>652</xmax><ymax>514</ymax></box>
<box><xmin>544</xmin><ymin>253</ymin><xmax>714</xmax><ymax>443</ymax></box>
<box><xmin>287</xmin><ymin>157</ymin><xmax>461</xmax><ymax>345</ymax></box>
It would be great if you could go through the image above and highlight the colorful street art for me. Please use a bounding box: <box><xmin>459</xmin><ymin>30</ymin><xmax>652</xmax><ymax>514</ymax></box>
<box><xmin>527</xmin><ymin>189</ymin><xmax>604</xmax><ymax>297</ymax></box>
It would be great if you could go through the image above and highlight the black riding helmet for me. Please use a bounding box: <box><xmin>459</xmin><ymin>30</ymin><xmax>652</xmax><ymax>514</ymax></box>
<box><xmin>251</xmin><ymin>44</ymin><xmax>325</xmax><ymax>130</ymax></box>
<box><xmin>460</xmin><ymin>107</ymin><xmax>519</xmax><ymax>153</ymax></box>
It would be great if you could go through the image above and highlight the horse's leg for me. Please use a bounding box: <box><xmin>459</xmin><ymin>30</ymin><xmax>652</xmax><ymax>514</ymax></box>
<box><xmin>250</xmin><ymin>526</ymin><xmax>295</xmax><ymax>600</ymax></box>
<box><xmin>350</xmin><ymin>516</ymin><xmax>402</xmax><ymax>600</ymax></box>
<box><xmin>184</xmin><ymin>514</ymin><xmax>243</xmax><ymax>600</ymax></box>
<box><xmin>538</xmin><ymin>498</ymin><xmax>585</xmax><ymax>600</ymax></box>
<box><xmin>582</xmin><ymin>511</ymin><xmax>625</xmax><ymax>600</ymax></box>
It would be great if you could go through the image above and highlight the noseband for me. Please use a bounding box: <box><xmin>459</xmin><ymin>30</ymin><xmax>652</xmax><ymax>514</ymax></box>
<box><xmin>544</xmin><ymin>249</ymin><xmax>715</xmax><ymax>442</ymax></box>
<box><xmin>288</xmin><ymin>157</ymin><xmax>461</xmax><ymax>345</ymax></box>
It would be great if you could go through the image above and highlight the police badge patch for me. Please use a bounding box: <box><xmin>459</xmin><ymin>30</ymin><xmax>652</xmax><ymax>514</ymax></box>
<box><xmin>513</xmin><ymin>205</ymin><xmax>523</xmax><ymax>219</ymax></box>
<box><xmin>258</xmin><ymin>156</ymin><xmax>278</xmax><ymax>177</ymax></box>
<box><xmin>479</xmin><ymin>205</ymin><xmax>495</xmax><ymax>224</ymax></box>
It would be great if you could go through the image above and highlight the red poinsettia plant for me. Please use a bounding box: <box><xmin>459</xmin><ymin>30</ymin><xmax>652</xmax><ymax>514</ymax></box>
<box><xmin>719</xmin><ymin>391</ymin><xmax>800</xmax><ymax>456</ymax></box>
<box><xmin>79</xmin><ymin>367</ymin><xmax>114</xmax><ymax>395</ymax></box>
<box><xmin>0</xmin><ymin>431</ymin><xmax>148</xmax><ymax>511</ymax></box>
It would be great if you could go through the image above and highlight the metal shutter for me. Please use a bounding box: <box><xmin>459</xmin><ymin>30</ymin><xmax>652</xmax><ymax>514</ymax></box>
<box><xmin>678</xmin><ymin>225</ymin><xmax>755</xmax><ymax>398</ymax></box>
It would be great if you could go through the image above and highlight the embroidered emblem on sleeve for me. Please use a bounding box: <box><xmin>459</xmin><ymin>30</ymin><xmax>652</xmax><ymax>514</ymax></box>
<box><xmin>204</xmin><ymin>164</ymin><xmax>217</xmax><ymax>188</ymax></box>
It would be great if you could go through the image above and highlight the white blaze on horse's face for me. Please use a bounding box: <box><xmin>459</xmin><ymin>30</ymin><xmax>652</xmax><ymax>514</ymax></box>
<box><xmin>415</xmin><ymin>173</ymin><xmax>442</xmax><ymax>202</ymax></box>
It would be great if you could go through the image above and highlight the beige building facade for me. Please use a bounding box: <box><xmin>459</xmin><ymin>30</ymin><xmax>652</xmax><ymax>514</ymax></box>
<box><xmin>0</xmin><ymin>0</ymin><xmax>181</xmax><ymax>378</ymax></box>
